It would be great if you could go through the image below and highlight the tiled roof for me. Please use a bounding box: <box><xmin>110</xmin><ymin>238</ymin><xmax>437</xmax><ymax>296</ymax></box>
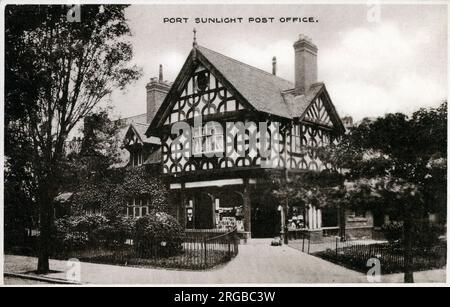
<box><xmin>130</xmin><ymin>123</ymin><xmax>160</xmax><ymax>145</ymax></box>
<box><xmin>197</xmin><ymin>46</ymin><xmax>321</xmax><ymax>119</ymax></box>
<box><xmin>283</xmin><ymin>82</ymin><xmax>325</xmax><ymax>118</ymax></box>
<box><xmin>119</xmin><ymin>113</ymin><xmax>147</xmax><ymax>126</ymax></box>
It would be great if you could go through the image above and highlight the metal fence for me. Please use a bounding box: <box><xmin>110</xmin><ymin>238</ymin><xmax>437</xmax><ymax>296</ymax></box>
<box><xmin>54</xmin><ymin>228</ymin><xmax>239</xmax><ymax>270</ymax></box>
<box><xmin>288</xmin><ymin>232</ymin><xmax>447</xmax><ymax>274</ymax></box>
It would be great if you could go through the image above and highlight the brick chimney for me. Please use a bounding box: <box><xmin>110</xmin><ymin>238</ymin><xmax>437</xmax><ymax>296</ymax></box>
<box><xmin>293</xmin><ymin>34</ymin><xmax>318</xmax><ymax>96</ymax></box>
<box><xmin>146</xmin><ymin>64</ymin><xmax>171</xmax><ymax>124</ymax></box>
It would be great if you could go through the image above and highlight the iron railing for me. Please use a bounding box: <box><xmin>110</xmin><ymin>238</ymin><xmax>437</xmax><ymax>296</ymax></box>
<box><xmin>288</xmin><ymin>232</ymin><xmax>446</xmax><ymax>274</ymax></box>
<box><xmin>52</xmin><ymin>228</ymin><xmax>240</xmax><ymax>270</ymax></box>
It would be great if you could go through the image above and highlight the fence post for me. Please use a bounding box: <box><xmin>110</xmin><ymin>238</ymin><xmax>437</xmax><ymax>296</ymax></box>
<box><xmin>302</xmin><ymin>232</ymin><xmax>305</xmax><ymax>252</ymax></box>
<box><xmin>335</xmin><ymin>236</ymin><xmax>339</xmax><ymax>257</ymax></box>
<box><xmin>203</xmin><ymin>238</ymin><xmax>207</xmax><ymax>268</ymax></box>
<box><xmin>228</xmin><ymin>235</ymin><xmax>231</xmax><ymax>259</ymax></box>
<box><xmin>307</xmin><ymin>232</ymin><xmax>311</xmax><ymax>254</ymax></box>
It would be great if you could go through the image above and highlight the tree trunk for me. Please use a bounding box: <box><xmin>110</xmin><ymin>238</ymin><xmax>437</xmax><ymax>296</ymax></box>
<box><xmin>339</xmin><ymin>205</ymin><xmax>346</xmax><ymax>242</ymax></box>
<box><xmin>403</xmin><ymin>209</ymin><xmax>414</xmax><ymax>283</ymax></box>
<box><xmin>37</xmin><ymin>183</ymin><xmax>55</xmax><ymax>274</ymax></box>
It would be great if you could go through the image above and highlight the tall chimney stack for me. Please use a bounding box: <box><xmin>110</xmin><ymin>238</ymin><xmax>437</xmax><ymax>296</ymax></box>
<box><xmin>272</xmin><ymin>56</ymin><xmax>277</xmax><ymax>75</ymax></box>
<box><xmin>146</xmin><ymin>64</ymin><xmax>171</xmax><ymax>124</ymax></box>
<box><xmin>293</xmin><ymin>34</ymin><xmax>318</xmax><ymax>96</ymax></box>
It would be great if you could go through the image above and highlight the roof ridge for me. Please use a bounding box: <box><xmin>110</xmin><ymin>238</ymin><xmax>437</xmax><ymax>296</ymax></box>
<box><xmin>197</xmin><ymin>45</ymin><xmax>293</xmax><ymax>85</ymax></box>
<box><xmin>119</xmin><ymin>113</ymin><xmax>146</xmax><ymax>120</ymax></box>
<box><xmin>133</xmin><ymin>122</ymin><xmax>150</xmax><ymax>126</ymax></box>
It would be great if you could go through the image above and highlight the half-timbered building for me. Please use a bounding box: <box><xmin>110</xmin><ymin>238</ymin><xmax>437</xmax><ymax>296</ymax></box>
<box><xmin>122</xmin><ymin>34</ymin><xmax>375</xmax><ymax>241</ymax></box>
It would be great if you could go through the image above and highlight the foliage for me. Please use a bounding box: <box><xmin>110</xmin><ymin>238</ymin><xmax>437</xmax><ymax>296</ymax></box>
<box><xmin>320</xmin><ymin>101</ymin><xmax>447</xmax><ymax>282</ymax></box>
<box><xmin>55</xmin><ymin>213</ymin><xmax>133</xmax><ymax>250</ymax></box>
<box><xmin>58</xmin><ymin>232</ymin><xmax>90</xmax><ymax>251</ymax></box>
<box><xmin>122</xmin><ymin>165</ymin><xmax>169</xmax><ymax>212</ymax></box>
<box><xmin>382</xmin><ymin>220</ymin><xmax>445</xmax><ymax>248</ymax></box>
<box><xmin>271</xmin><ymin>170</ymin><xmax>345</xmax><ymax>209</ymax></box>
<box><xmin>69</xmin><ymin>164</ymin><xmax>168</xmax><ymax>217</ymax></box>
<box><xmin>62</xmin><ymin>110</ymin><xmax>125</xmax><ymax>188</ymax></box>
<box><xmin>315</xmin><ymin>242</ymin><xmax>446</xmax><ymax>274</ymax></box>
<box><xmin>5</xmin><ymin>4</ymin><xmax>141</xmax><ymax>271</ymax></box>
<box><xmin>381</xmin><ymin>221</ymin><xmax>404</xmax><ymax>244</ymax></box>
<box><xmin>95</xmin><ymin>215</ymin><xmax>135</xmax><ymax>248</ymax></box>
<box><xmin>134</xmin><ymin>212</ymin><xmax>185</xmax><ymax>257</ymax></box>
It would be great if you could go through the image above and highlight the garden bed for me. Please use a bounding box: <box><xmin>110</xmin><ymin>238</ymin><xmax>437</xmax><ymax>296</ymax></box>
<box><xmin>313</xmin><ymin>242</ymin><xmax>446</xmax><ymax>274</ymax></box>
<box><xmin>71</xmin><ymin>248</ymin><xmax>232</xmax><ymax>270</ymax></box>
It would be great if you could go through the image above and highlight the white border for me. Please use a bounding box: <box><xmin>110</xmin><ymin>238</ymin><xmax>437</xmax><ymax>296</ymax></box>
<box><xmin>0</xmin><ymin>0</ymin><xmax>448</xmax><ymax>288</ymax></box>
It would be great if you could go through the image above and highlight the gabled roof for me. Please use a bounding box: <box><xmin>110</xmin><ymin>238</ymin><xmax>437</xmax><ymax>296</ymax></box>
<box><xmin>197</xmin><ymin>46</ymin><xmax>294</xmax><ymax>118</ymax></box>
<box><xmin>148</xmin><ymin>45</ymin><xmax>344</xmax><ymax>134</ymax></box>
<box><xmin>119</xmin><ymin>113</ymin><xmax>147</xmax><ymax>126</ymax></box>
<box><xmin>125</xmin><ymin>123</ymin><xmax>160</xmax><ymax>146</ymax></box>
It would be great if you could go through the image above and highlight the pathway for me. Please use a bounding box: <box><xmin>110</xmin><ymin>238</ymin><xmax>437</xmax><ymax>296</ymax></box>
<box><xmin>3</xmin><ymin>240</ymin><xmax>445</xmax><ymax>284</ymax></box>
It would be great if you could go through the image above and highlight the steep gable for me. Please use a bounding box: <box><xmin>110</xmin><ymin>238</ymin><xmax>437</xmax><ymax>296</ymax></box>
<box><xmin>147</xmin><ymin>45</ymin><xmax>344</xmax><ymax>135</ymax></box>
<box><xmin>124</xmin><ymin>123</ymin><xmax>160</xmax><ymax>147</ymax></box>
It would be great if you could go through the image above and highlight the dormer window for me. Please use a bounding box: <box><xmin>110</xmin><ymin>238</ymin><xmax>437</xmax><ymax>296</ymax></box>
<box><xmin>192</xmin><ymin>122</ymin><xmax>224</xmax><ymax>155</ymax></box>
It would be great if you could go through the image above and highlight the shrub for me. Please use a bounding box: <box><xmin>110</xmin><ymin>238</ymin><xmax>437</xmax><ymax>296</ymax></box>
<box><xmin>95</xmin><ymin>215</ymin><xmax>135</xmax><ymax>248</ymax></box>
<box><xmin>381</xmin><ymin>221</ymin><xmax>403</xmax><ymax>244</ymax></box>
<box><xmin>413</xmin><ymin>223</ymin><xmax>444</xmax><ymax>250</ymax></box>
<box><xmin>60</xmin><ymin>232</ymin><xmax>89</xmax><ymax>250</ymax></box>
<box><xmin>55</xmin><ymin>214</ymin><xmax>129</xmax><ymax>250</ymax></box>
<box><xmin>382</xmin><ymin>220</ymin><xmax>444</xmax><ymax>249</ymax></box>
<box><xmin>134</xmin><ymin>212</ymin><xmax>184</xmax><ymax>257</ymax></box>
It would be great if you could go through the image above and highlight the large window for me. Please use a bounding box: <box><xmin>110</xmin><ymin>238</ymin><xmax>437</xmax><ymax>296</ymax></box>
<box><xmin>291</xmin><ymin>125</ymin><xmax>306</xmax><ymax>154</ymax></box>
<box><xmin>192</xmin><ymin>122</ymin><xmax>224</xmax><ymax>155</ymax></box>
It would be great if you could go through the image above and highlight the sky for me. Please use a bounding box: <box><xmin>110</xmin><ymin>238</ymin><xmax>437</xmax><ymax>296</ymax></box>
<box><xmin>104</xmin><ymin>4</ymin><xmax>448</xmax><ymax>122</ymax></box>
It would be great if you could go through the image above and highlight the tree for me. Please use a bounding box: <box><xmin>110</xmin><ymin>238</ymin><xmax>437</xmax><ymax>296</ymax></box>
<box><xmin>61</xmin><ymin>109</ymin><xmax>124</xmax><ymax>189</ymax></box>
<box><xmin>271</xmin><ymin>170</ymin><xmax>345</xmax><ymax>243</ymax></box>
<box><xmin>325</xmin><ymin>101</ymin><xmax>447</xmax><ymax>283</ymax></box>
<box><xmin>5</xmin><ymin>5</ymin><xmax>141</xmax><ymax>272</ymax></box>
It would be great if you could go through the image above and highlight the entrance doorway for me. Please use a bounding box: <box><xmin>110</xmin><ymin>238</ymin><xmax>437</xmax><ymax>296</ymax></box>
<box><xmin>194</xmin><ymin>193</ymin><xmax>214</xmax><ymax>229</ymax></box>
<box><xmin>251</xmin><ymin>202</ymin><xmax>280</xmax><ymax>238</ymax></box>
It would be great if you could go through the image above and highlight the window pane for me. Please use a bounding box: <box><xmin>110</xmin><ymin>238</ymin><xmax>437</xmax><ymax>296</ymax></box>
<box><xmin>193</xmin><ymin>138</ymin><xmax>202</xmax><ymax>154</ymax></box>
<box><xmin>135</xmin><ymin>207</ymin><xmax>140</xmax><ymax>217</ymax></box>
<box><xmin>142</xmin><ymin>207</ymin><xmax>147</xmax><ymax>216</ymax></box>
<box><xmin>170</xmin><ymin>112</ymin><xmax>178</xmax><ymax>123</ymax></box>
<box><xmin>215</xmin><ymin>135</ymin><xmax>223</xmax><ymax>152</ymax></box>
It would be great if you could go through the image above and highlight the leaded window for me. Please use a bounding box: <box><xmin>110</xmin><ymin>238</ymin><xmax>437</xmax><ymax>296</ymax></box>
<box><xmin>192</xmin><ymin>122</ymin><xmax>224</xmax><ymax>155</ymax></box>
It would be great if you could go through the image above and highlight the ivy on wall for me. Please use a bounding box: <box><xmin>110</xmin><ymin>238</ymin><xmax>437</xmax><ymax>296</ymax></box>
<box><xmin>70</xmin><ymin>164</ymin><xmax>168</xmax><ymax>217</ymax></box>
<box><xmin>121</xmin><ymin>164</ymin><xmax>168</xmax><ymax>213</ymax></box>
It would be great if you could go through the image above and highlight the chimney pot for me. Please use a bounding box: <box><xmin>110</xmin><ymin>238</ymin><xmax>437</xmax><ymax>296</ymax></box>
<box><xmin>272</xmin><ymin>56</ymin><xmax>277</xmax><ymax>75</ymax></box>
<box><xmin>159</xmin><ymin>64</ymin><xmax>163</xmax><ymax>82</ymax></box>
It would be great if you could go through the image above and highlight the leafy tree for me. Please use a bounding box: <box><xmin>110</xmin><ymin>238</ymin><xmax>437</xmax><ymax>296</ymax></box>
<box><xmin>61</xmin><ymin>109</ymin><xmax>124</xmax><ymax>189</ymax></box>
<box><xmin>5</xmin><ymin>5</ymin><xmax>141</xmax><ymax>272</ymax></box>
<box><xmin>325</xmin><ymin>101</ymin><xmax>447</xmax><ymax>283</ymax></box>
<box><xmin>272</xmin><ymin>170</ymin><xmax>346</xmax><ymax>241</ymax></box>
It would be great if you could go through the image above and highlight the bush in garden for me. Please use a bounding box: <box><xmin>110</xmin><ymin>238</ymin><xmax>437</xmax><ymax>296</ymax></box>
<box><xmin>381</xmin><ymin>221</ymin><xmax>403</xmax><ymax>244</ymax></box>
<box><xmin>413</xmin><ymin>223</ymin><xmax>444</xmax><ymax>250</ymax></box>
<box><xmin>60</xmin><ymin>232</ymin><xmax>90</xmax><ymax>250</ymax></box>
<box><xmin>382</xmin><ymin>220</ymin><xmax>444</xmax><ymax>250</ymax></box>
<box><xmin>95</xmin><ymin>215</ymin><xmax>135</xmax><ymax>248</ymax></box>
<box><xmin>134</xmin><ymin>212</ymin><xmax>185</xmax><ymax>258</ymax></box>
<box><xmin>55</xmin><ymin>214</ymin><xmax>110</xmax><ymax>250</ymax></box>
